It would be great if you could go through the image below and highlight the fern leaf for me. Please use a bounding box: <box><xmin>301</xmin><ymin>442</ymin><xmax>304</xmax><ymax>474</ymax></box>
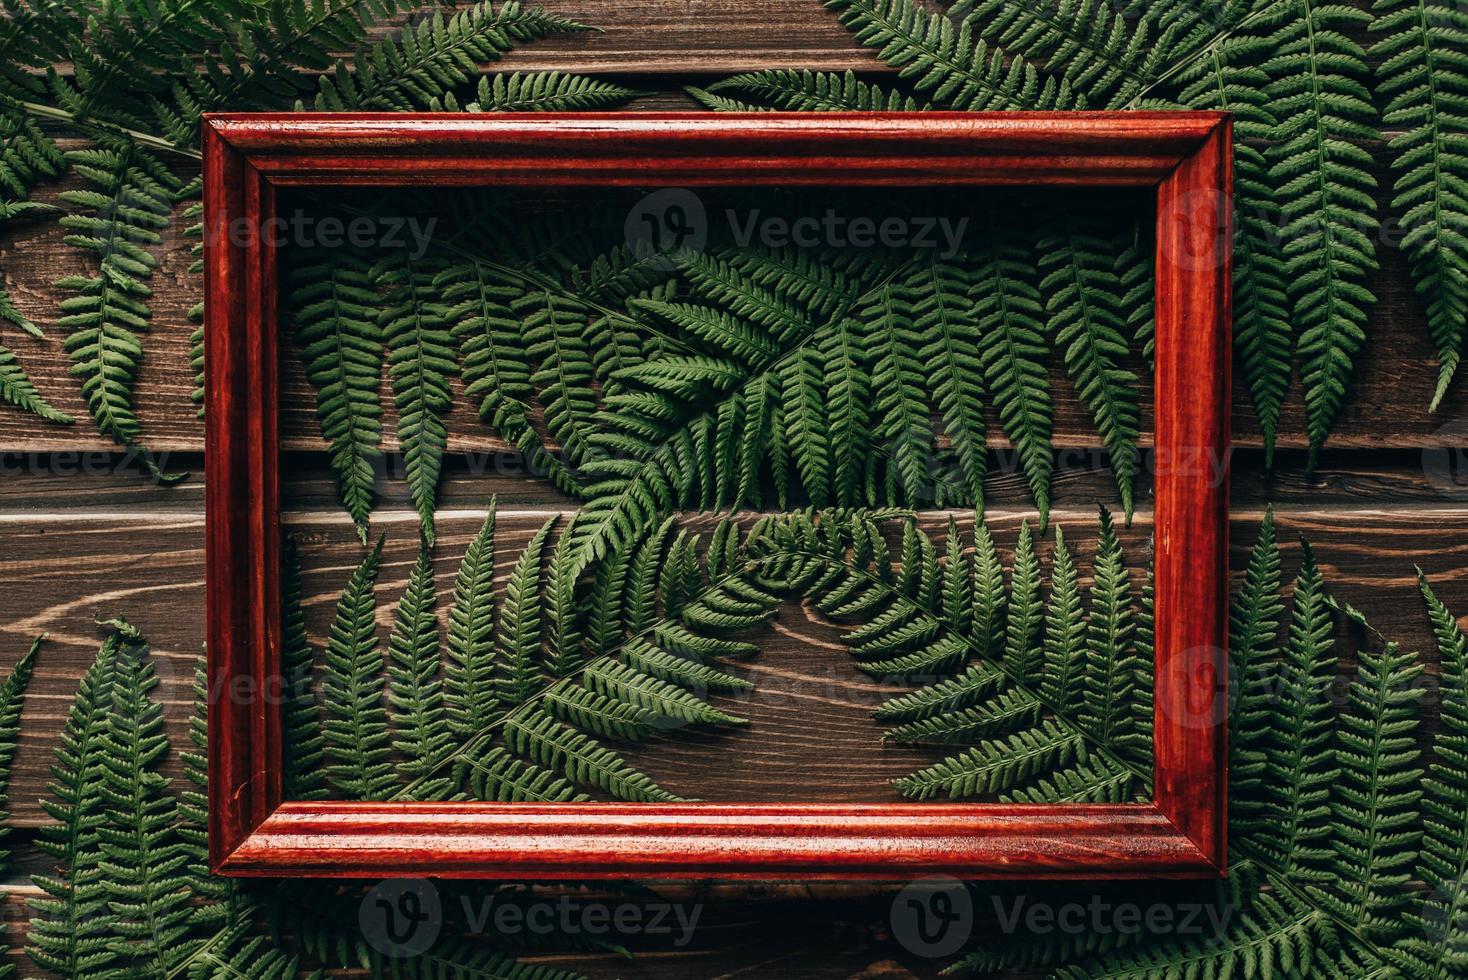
<box><xmin>287</xmin><ymin>245</ymin><xmax>383</xmax><ymax>541</ymax></box>
<box><xmin>1170</xmin><ymin>41</ymin><xmax>1294</xmax><ymax>464</ymax></box>
<box><xmin>876</xmin><ymin>661</ymin><xmax>1005</xmax><ymax>723</ymax></box>
<box><xmin>1258</xmin><ymin>0</ymin><xmax>1380</xmax><ymax>468</ymax></box>
<box><xmin>1312</xmin><ymin>640</ymin><xmax>1424</xmax><ymax>939</ymax></box>
<box><xmin>28</xmin><ymin>630</ymin><xmax>121</xmax><ymax>976</ymax></box>
<box><xmin>1246</xmin><ymin>539</ymin><xmax>1338</xmax><ymax>881</ymax></box>
<box><xmin>1038</xmin><ymin>228</ymin><xmax>1142</xmax><ymax>516</ymax></box>
<box><xmin>313</xmin><ymin>2</ymin><xmax>587</xmax><ymax>110</ymax></box>
<box><xmin>387</xmin><ymin>543</ymin><xmax>451</xmax><ymax>779</ymax></box>
<box><xmin>1079</xmin><ymin>508</ymin><xmax>1146</xmax><ymax>762</ymax></box>
<box><xmin>859</xmin><ymin>278</ymin><xmax>932</xmax><ymax>503</ymax></box>
<box><xmin>915</xmin><ymin>259</ymin><xmax>988</xmax><ymax>507</ymax></box>
<box><xmin>96</xmin><ymin>628</ymin><xmax>193</xmax><ymax>973</ymax></box>
<box><xmin>464</xmin><ymin>71</ymin><xmax>638</xmax><ymax>111</ymax></box>
<box><xmin>454</xmin><ymin>744</ymin><xmax>590</xmax><ymax>803</ymax></box>
<box><xmin>440</xmin><ymin>258</ymin><xmax>580</xmax><ymax>498</ymax></box>
<box><xmin>445</xmin><ymin>503</ymin><xmax>500</xmax><ymax>739</ymax></box>
<box><xmin>281</xmin><ymin>538</ymin><xmax>327</xmax><ymax>801</ymax></box>
<box><xmin>543</xmin><ymin>515</ymin><xmax>585</xmax><ymax>677</ymax></box>
<box><xmin>497</xmin><ymin>516</ymin><xmax>554</xmax><ymax>706</ymax></box>
<box><xmin>1040</xmin><ymin>525</ymin><xmax>1086</xmax><ymax>715</ymax></box>
<box><xmin>0</xmin><ymin>338</ymin><xmax>72</xmax><ymax>425</ymax></box>
<box><xmin>894</xmin><ymin>720</ymin><xmax>1086</xmax><ymax>799</ymax></box>
<box><xmin>1004</xmin><ymin>520</ymin><xmax>1044</xmax><ymax>684</ymax></box>
<box><xmin>971</xmin><ymin>241</ymin><xmax>1053</xmax><ymax>524</ymax></box>
<box><xmin>970</xmin><ymin>519</ymin><xmax>1008</xmax><ymax>657</ymax></box>
<box><xmin>378</xmin><ymin>252</ymin><xmax>454</xmax><ymax>544</ymax></box>
<box><xmin>826</xmin><ymin>0</ymin><xmax>1078</xmax><ymax>109</ymax></box>
<box><xmin>502</xmin><ymin>707</ymin><xmax>682</xmax><ymax>802</ymax></box>
<box><xmin>1393</xmin><ymin>573</ymin><xmax>1468</xmax><ymax>976</ymax></box>
<box><xmin>56</xmin><ymin>139</ymin><xmax>177</xmax><ymax>475</ymax></box>
<box><xmin>695</xmin><ymin>69</ymin><xmax>923</xmax><ymax>111</ymax></box>
<box><xmin>1370</xmin><ymin>0</ymin><xmax>1468</xmax><ymax>410</ymax></box>
<box><xmin>321</xmin><ymin>538</ymin><xmax>396</xmax><ymax>800</ymax></box>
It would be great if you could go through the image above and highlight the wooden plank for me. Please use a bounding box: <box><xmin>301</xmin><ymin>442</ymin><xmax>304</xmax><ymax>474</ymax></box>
<box><xmin>0</xmin><ymin>137</ymin><xmax>1457</xmax><ymax>455</ymax></box>
<box><xmin>2</xmin><ymin>498</ymin><xmax>1465</xmax><ymax>829</ymax></box>
<box><xmin>0</xmin><ymin>883</ymin><xmax>960</xmax><ymax>979</ymax></box>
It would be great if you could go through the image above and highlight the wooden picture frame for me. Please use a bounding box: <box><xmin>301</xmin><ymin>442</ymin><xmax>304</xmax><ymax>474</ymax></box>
<box><xmin>204</xmin><ymin>112</ymin><xmax>1231</xmax><ymax>880</ymax></box>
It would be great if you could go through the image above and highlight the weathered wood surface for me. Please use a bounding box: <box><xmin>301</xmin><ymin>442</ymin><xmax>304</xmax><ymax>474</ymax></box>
<box><xmin>0</xmin><ymin>146</ymin><xmax>1459</xmax><ymax>456</ymax></box>
<box><xmin>1</xmin><ymin>497</ymin><xmax>1462</xmax><ymax>827</ymax></box>
<box><xmin>0</xmin><ymin>1</ymin><xmax>1463</xmax><ymax>975</ymax></box>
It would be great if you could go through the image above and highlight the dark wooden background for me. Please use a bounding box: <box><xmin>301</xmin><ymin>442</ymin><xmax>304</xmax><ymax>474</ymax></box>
<box><xmin>2</xmin><ymin>1</ymin><xmax>1464</xmax><ymax>975</ymax></box>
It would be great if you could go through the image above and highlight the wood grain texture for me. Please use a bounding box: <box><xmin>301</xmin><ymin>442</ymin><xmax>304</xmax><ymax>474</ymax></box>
<box><xmin>4</xmin><ymin>500</ymin><xmax>1463</xmax><ymax>825</ymax></box>
<box><xmin>0</xmin><ymin>0</ymin><xmax>1455</xmax><ymax>969</ymax></box>
<box><xmin>0</xmin><ymin>142</ymin><xmax>1458</xmax><ymax>456</ymax></box>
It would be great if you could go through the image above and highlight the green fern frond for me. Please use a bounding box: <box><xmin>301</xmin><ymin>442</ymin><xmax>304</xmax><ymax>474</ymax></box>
<box><xmin>1311</xmin><ymin>639</ymin><xmax>1424</xmax><ymax>939</ymax></box>
<box><xmin>515</xmin><ymin>286</ymin><xmax>599</xmax><ymax>468</ymax></box>
<box><xmin>313</xmin><ymin>1</ymin><xmax>588</xmax><ymax>110</ymax></box>
<box><xmin>1369</xmin><ymin>0</ymin><xmax>1468</xmax><ymax>411</ymax></box>
<box><xmin>694</xmin><ymin>69</ymin><xmax>923</xmax><ymax>111</ymax></box>
<box><xmin>1257</xmin><ymin>0</ymin><xmax>1380</xmax><ymax>468</ymax></box>
<box><xmin>281</xmin><ymin>538</ymin><xmax>327</xmax><ymax>801</ymax></box>
<box><xmin>287</xmin><ymin>245</ymin><xmax>384</xmax><ymax>542</ymax></box>
<box><xmin>894</xmin><ymin>719</ymin><xmax>1086</xmax><ymax>799</ymax></box>
<box><xmin>826</xmin><ymin>0</ymin><xmax>1079</xmax><ymax>109</ymax></box>
<box><xmin>155</xmin><ymin>0</ymin><xmax>420</xmax><ymax>142</ymax></box>
<box><xmin>387</xmin><ymin>543</ymin><xmax>451</xmax><ymax>779</ymax></box>
<box><xmin>1079</xmin><ymin>508</ymin><xmax>1146</xmax><ymax>763</ymax></box>
<box><xmin>1393</xmin><ymin>573</ymin><xmax>1468</xmax><ymax>976</ymax></box>
<box><xmin>502</xmin><ymin>707</ymin><xmax>682</xmax><ymax>802</ymax></box>
<box><xmin>1039</xmin><ymin>228</ymin><xmax>1142</xmax><ymax>516</ymax></box>
<box><xmin>1052</xmin><ymin>886</ymin><xmax>1336</xmax><ymax>980</ymax></box>
<box><xmin>377</xmin><ymin>252</ymin><xmax>454</xmax><ymax>544</ymax></box>
<box><xmin>0</xmin><ymin>339</ymin><xmax>72</xmax><ymax>425</ymax></box>
<box><xmin>321</xmin><ymin>537</ymin><xmax>396</xmax><ymax>800</ymax></box>
<box><xmin>56</xmin><ymin>138</ymin><xmax>178</xmax><ymax>476</ymax></box>
<box><xmin>1230</xmin><ymin>509</ymin><xmax>1283</xmax><ymax>832</ymax></box>
<box><xmin>439</xmin><ymin>257</ymin><xmax>580</xmax><ymax>498</ymax></box>
<box><xmin>28</xmin><ymin>630</ymin><xmax>122</xmax><ymax>976</ymax></box>
<box><xmin>497</xmin><ymin>516</ymin><xmax>554</xmax><ymax>707</ymax></box>
<box><xmin>1246</xmin><ymin>539</ymin><xmax>1338</xmax><ymax>881</ymax></box>
<box><xmin>446</xmin><ymin>503</ymin><xmax>500</xmax><ymax>739</ymax></box>
<box><xmin>876</xmin><ymin>662</ymin><xmax>1005</xmax><ymax>723</ymax></box>
<box><xmin>454</xmin><ymin>743</ymin><xmax>590</xmax><ymax>803</ymax></box>
<box><xmin>1167</xmin><ymin>36</ymin><xmax>1293</xmax><ymax>464</ymax></box>
<box><xmin>859</xmin><ymin>278</ymin><xmax>932</xmax><ymax>503</ymax></box>
<box><xmin>0</xmin><ymin>635</ymin><xmax>36</xmax><ymax>978</ymax></box>
<box><xmin>1040</xmin><ymin>525</ymin><xmax>1086</xmax><ymax>715</ymax></box>
<box><xmin>544</xmin><ymin>515</ymin><xmax>585</xmax><ymax>677</ymax></box>
<box><xmin>1004</xmin><ymin>520</ymin><xmax>1044</xmax><ymax>684</ymax></box>
<box><xmin>463</xmin><ymin>71</ymin><xmax>638</xmax><ymax>111</ymax></box>
<box><xmin>971</xmin><ymin>240</ymin><xmax>1053</xmax><ymax>524</ymax></box>
<box><xmin>97</xmin><ymin>628</ymin><xmax>193</xmax><ymax>973</ymax></box>
<box><xmin>915</xmin><ymin>259</ymin><xmax>988</xmax><ymax>507</ymax></box>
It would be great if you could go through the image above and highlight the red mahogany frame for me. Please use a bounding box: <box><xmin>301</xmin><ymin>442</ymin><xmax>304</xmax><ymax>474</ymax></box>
<box><xmin>204</xmin><ymin>112</ymin><xmax>1231</xmax><ymax>880</ymax></box>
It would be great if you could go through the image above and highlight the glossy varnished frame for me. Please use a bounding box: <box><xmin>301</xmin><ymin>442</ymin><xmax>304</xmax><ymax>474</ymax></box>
<box><xmin>204</xmin><ymin>112</ymin><xmax>1231</xmax><ymax>880</ymax></box>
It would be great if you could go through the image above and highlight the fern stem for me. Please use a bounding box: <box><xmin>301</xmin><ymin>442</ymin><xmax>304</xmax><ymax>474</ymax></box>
<box><xmin>18</xmin><ymin>100</ymin><xmax>200</xmax><ymax>160</ymax></box>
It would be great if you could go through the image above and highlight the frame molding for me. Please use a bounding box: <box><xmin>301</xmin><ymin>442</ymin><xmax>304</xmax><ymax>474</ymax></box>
<box><xmin>204</xmin><ymin>112</ymin><xmax>1231</xmax><ymax>880</ymax></box>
